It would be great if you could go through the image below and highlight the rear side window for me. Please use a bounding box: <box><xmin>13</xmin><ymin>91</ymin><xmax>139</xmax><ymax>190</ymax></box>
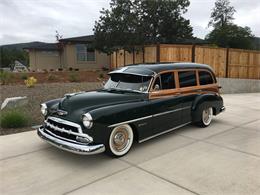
<box><xmin>178</xmin><ymin>71</ymin><xmax>197</xmax><ymax>88</ymax></box>
<box><xmin>199</xmin><ymin>71</ymin><xmax>214</xmax><ymax>85</ymax></box>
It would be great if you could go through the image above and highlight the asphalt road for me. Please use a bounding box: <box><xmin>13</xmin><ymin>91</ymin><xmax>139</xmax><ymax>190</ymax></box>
<box><xmin>1</xmin><ymin>93</ymin><xmax>260</xmax><ymax>195</ymax></box>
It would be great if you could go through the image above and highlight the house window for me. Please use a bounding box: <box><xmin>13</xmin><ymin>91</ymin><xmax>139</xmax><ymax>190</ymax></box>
<box><xmin>75</xmin><ymin>44</ymin><xmax>95</xmax><ymax>61</ymax></box>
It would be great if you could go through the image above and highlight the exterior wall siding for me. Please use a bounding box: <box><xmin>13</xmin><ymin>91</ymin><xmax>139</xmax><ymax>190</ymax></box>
<box><xmin>29</xmin><ymin>50</ymin><xmax>61</xmax><ymax>70</ymax></box>
<box><xmin>28</xmin><ymin>43</ymin><xmax>110</xmax><ymax>70</ymax></box>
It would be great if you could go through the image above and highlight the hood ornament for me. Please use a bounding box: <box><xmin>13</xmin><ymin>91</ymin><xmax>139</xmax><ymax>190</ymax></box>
<box><xmin>64</xmin><ymin>91</ymin><xmax>84</xmax><ymax>99</ymax></box>
<box><xmin>57</xmin><ymin>109</ymin><xmax>68</xmax><ymax>116</ymax></box>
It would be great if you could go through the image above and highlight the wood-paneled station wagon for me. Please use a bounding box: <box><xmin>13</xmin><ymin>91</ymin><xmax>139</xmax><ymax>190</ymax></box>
<box><xmin>38</xmin><ymin>63</ymin><xmax>225</xmax><ymax>157</ymax></box>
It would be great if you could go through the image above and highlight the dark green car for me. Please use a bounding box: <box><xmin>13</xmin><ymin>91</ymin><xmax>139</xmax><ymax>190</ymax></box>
<box><xmin>38</xmin><ymin>63</ymin><xmax>225</xmax><ymax>157</ymax></box>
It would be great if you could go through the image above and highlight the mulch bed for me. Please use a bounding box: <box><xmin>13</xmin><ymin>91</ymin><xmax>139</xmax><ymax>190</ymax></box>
<box><xmin>0</xmin><ymin>82</ymin><xmax>102</xmax><ymax>135</ymax></box>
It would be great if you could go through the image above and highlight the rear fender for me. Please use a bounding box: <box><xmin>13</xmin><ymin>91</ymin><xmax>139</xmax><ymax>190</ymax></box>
<box><xmin>191</xmin><ymin>94</ymin><xmax>223</xmax><ymax>122</ymax></box>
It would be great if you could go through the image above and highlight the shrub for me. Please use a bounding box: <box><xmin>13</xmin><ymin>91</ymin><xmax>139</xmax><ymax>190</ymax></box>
<box><xmin>101</xmin><ymin>66</ymin><xmax>109</xmax><ymax>71</ymax></box>
<box><xmin>0</xmin><ymin>71</ymin><xmax>13</xmax><ymax>85</ymax></box>
<box><xmin>0</xmin><ymin>109</ymin><xmax>30</xmax><ymax>128</ymax></box>
<box><xmin>24</xmin><ymin>76</ymin><xmax>37</xmax><ymax>87</ymax></box>
<box><xmin>68</xmin><ymin>73</ymin><xmax>80</xmax><ymax>82</ymax></box>
<box><xmin>58</xmin><ymin>68</ymin><xmax>63</xmax><ymax>71</ymax></box>
<box><xmin>47</xmin><ymin>73</ymin><xmax>58</xmax><ymax>81</ymax></box>
<box><xmin>99</xmin><ymin>73</ymin><xmax>104</xmax><ymax>79</ymax></box>
<box><xmin>20</xmin><ymin>73</ymin><xmax>28</xmax><ymax>80</ymax></box>
<box><xmin>68</xmin><ymin>67</ymin><xmax>73</xmax><ymax>71</ymax></box>
<box><xmin>74</xmin><ymin>68</ymin><xmax>79</xmax><ymax>71</ymax></box>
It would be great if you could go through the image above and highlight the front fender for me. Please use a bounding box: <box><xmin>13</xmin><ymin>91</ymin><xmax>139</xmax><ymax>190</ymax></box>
<box><xmin>191</xmin><ymin>94</ymin><xmax>223</xmax><ymax>122</ymax></box>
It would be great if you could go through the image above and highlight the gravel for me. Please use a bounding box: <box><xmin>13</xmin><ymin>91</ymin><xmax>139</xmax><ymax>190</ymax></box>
<box><xmin>0</xmin><ymin>82</ymin><xmax>102</xmax><ymax>135</ymax></box>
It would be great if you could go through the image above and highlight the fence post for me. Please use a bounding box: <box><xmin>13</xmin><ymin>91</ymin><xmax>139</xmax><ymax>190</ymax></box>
<box><xmin>192</xmin><ymin>44</ymin><xmax>196</xmax><ymax>62</ymax></box>
<box><xmin>142</xmin><ymin>46</ymin><xmax>145</xmax><ymax>63</ymax></box>
<box><xmin>225</xmin><ymin>47</ymin><xmax>229</xmax><ymax>78</ymax></box>
<box><xmin>123</xmin><ymin>50</ymin><xmax>126</xmax><ymax>66</ymax></box>
<box><xmin>133</xmin><ymin>48</ymin><xmax>135</xmax><ymax>64</ymax></box>
<box><xmin>156</xmin><ymin>43</ymin><xmax>160</xmax><ymax>62</ymax></box>
<box><xmin>115</xmin><ymin>51</ymin><xmax>118</xmax><ymax>68</ymax></box>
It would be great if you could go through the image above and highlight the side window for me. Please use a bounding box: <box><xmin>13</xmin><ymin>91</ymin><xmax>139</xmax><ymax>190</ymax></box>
<box><xmin>161</xmin><ymin>72</ymin><xmax>175</xmax><ymax>90</ymax></box>
<box><xmin>152</xmin><ymin>72</ymin><xmax>175</xmax><ymax>90</ymax></box>
<box><xmin>199</xmin><ymin>71</ymin><xmax>214</xmax><ymax>85</ymax></box>
<box><xmin>153</xmin><ymin>77</ymin><xmax>161</xmax><ymax>90</ymax></box>
<box><xmin>178</xmin><ymin>71</ymin><xmax>197</xmax><ymax>88</ymax></box>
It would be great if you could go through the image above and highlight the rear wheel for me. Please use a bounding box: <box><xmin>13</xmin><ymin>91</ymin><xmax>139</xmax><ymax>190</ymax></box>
<box><xmin>197</xmin><ymin>107</ymin><xmax>213</xmax><ymax>127</ymax></box>
<box><xmin>105</xmin><ymin>124</ymin><xmax>134</xmax><ymax>157</ymax></box>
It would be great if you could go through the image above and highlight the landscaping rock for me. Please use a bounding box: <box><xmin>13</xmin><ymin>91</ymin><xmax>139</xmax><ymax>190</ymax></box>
<box><xmin>1</xmin><ymin>96</ymin><xmax>28</xmax><ymax>110</ymax></box>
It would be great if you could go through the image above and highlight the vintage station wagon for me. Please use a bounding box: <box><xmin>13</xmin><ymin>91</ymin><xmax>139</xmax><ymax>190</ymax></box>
<box><xmin>38</xmin><ymin>63</ymin><xmax>225</xmax><ymax>157</ymax></box>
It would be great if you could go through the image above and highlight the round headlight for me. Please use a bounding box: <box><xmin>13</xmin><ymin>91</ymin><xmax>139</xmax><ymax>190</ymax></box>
<box><xmin>82</xmin><ymin>113</ymin><xmax>93</xmax><ymax>129</ymax></box>
<box><xmin>40</xmin><ymin>103</ymin><xmax>47</xmax><ymax>116</ymax></box>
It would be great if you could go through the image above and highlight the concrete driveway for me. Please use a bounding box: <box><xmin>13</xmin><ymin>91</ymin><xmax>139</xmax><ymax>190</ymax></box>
<box><xmin>1</xmin><ymin>93</ymin><xmax>260</xmax><ymax>195</ymax></box>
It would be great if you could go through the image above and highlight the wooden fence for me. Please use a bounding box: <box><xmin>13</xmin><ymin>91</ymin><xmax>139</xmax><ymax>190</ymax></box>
<box><xmin>110</xmin><ymin>44</ymin><xmax>260</xmax><ymax>79</ymax></box>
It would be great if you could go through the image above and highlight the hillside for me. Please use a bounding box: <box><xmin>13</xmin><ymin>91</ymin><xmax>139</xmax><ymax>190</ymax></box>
<box><xmin>0</xmin><ymin>41</ymin><xmax>48</xmax><ymax>50</ymax></box>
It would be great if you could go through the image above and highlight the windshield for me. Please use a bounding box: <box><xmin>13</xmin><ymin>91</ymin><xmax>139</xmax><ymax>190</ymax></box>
<box><xmin>104</xmin><ymin>73</ymin><xmax>152</xmax><ymax>93</ymax></box>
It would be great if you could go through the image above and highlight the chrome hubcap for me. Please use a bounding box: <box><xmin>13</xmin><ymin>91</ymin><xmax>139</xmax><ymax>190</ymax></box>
<box><xmin>202</xmin><ymin>107</ymin><xmax>213</xmax><ymax>125</ymax></box>
<box><xmin>112</xmin><ymin>128</ymin><xmax>129</xmax><ymax>152</ymax></box>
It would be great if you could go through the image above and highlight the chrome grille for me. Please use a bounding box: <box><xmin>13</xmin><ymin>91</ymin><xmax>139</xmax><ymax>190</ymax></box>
<box><xmin>44</xmin><ymin>116</ymin><xmax>93</xmax><ymax>143</ymax></box>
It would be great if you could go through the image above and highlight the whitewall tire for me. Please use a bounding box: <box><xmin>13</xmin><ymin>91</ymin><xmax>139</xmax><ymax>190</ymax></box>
<box><xmin>197</xmin><ymin>107</ymin><xmax>213</xmax><ymax>127</ymax></box>
<box><xmin>106</xmin><ymin>124</ymin><xmax>134</xmax><ymax>157</ymax></box>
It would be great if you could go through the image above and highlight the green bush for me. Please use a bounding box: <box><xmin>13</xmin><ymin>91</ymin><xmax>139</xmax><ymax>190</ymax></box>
<box><xmin>0</xmin><ymin>109</ymin><xmax>30</xmax><ymax>128</ymax></box>
<box><xmin>20</xmin><ymin>73</ymin><xmax>28</xmax><ymax>80</ymax></box>
<box><xmin>0</xmin><ymin>71</ymin><xmax>13</xmax><ymax>85</ymax></box>
<box><xmin>68</xmin><ymin>73</ymin><xmax>80</xmax><ymax>82</ymax></box>
<box><xmin>47</xmin><ymin>73</ymin><xmax>58</xmax><ymax>81</ymax></box>
<box><xmin>99</xmin><ymin>73</ymin><xmax>104</xmax><ymax>79</ymax></box>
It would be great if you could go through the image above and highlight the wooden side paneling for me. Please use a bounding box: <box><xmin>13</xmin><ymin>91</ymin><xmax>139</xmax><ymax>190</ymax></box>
<box><xmin>195</xmin><ymin>46</ymin><xmax>226</xmax><ymax>77</ymax></box>
<box><xmin>144</xmin><ymin>46</ymin><xmax>156</xmax><ymax>63</ymax></box>
<box><xmin>160</xmin><ymin>44</ymin><xmax>192</xmax><ymax>62</ymax></box>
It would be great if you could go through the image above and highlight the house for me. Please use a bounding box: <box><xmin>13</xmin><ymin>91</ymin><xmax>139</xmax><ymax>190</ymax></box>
<box><xmin>24</xmin><ymin>35</ymin><xmax>110</xmax><ymax>71</ymax></box>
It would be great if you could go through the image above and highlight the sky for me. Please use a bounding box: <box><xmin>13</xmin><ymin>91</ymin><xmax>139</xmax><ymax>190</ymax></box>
<box><xmin>0</xmin><ymin>0</ymin><xmax>259</xmax><ymax>45</ymax></box>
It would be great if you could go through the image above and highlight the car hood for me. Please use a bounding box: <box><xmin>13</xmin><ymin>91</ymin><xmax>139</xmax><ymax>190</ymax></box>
<box><xmin>57</xmin><ymin>90</ymin><xmax>146</xmax><ymax>115</ymax></box>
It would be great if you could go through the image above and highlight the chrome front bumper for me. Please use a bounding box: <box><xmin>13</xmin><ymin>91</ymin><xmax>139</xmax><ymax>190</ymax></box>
<box><xmin>37</xmin><ymin>126</ymin><xmax>105</xmax><ymax>155</ymax></box>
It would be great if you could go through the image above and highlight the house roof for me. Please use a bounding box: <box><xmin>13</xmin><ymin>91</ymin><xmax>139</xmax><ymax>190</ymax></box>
<box><xmin>23</xmin><ymin>43</ymin><xmax>59</xmax><ymax>51</ymax></box>
<box><xmin>59</xmin><ymin>35</ymin><xmax>95</xmax><ymax>43</ymax></box>
<box><xmin>109</xmin><ymin>63</ymin><xmax>214</xmax><ymax>76</ymax></box>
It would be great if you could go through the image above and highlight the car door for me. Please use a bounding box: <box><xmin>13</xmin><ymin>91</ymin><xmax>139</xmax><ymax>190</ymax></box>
<box><xmin>146</xmin><ymin>72</ymin><xmax>183</xmax><ymax>137</ymax></box>
<box><xmin>177</xmin><ymin>70</ymin><xmax>199</xmax><ymax>124</ymax></box>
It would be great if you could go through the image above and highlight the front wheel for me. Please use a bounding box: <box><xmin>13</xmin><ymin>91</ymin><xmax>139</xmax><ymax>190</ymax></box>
<box><xmin>105</xmin><ymin>124</ymin><xmax>134</xmax><ymax>157</ymax></box>
<box><xmin>197</xmin><ymin>107</ymin><xmax>213</xmax><ymax>127</ymax></box>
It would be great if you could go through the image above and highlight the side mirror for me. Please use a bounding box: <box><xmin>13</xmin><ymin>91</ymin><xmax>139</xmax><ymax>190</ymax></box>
<box><xmin>154</xmin><ymin>84</ymin><xmax>160</xmax><ymax>91</ymax></box>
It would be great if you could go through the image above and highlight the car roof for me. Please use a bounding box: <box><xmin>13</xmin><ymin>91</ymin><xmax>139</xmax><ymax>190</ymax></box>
<box><xmin>109</xmin><ymin>63</ymin><xmax>214</xmax><ymax>76</ymax></box>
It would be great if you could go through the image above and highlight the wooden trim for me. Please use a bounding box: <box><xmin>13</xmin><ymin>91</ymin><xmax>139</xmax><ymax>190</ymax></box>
<box><xmin>196</xmin><ymin>70</ymin><xmax>200</xmax><ymax>86</ymax></box>
<box><xmin>148</xmin><ymin>68</ymin><xmax>219</xmax><ymax>100</ymax></box>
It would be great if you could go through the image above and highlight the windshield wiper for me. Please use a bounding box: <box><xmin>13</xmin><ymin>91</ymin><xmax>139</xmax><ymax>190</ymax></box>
<box><xmin>101</xmin><ymin>88</ymin><xmax>143</xmax><ymax>94</ymax></box>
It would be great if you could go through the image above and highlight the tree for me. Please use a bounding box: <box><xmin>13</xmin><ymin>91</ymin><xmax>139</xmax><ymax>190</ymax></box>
<box><xmin>206</xmin><ymin>24</ymin><xmax>254</xmax><ymax>49</ymax></box>
<box><xmin>208</xmin><ymin>0</ymin><xmax>235</xmax><ymax>28</ymax></box>
<box><xmin>0</xmin><ymin>48</ymin><xmax>28</xmax><ymax>68</ymax></box>
<box><xmin>206</xmin><ymin>0</ymin><xmax>254</xmax><ymax>49</ymax></box>
<box><xmin>94</xmin><ymin>0</ymin><xmax>193</xmax><ymax>53</ymax></box>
